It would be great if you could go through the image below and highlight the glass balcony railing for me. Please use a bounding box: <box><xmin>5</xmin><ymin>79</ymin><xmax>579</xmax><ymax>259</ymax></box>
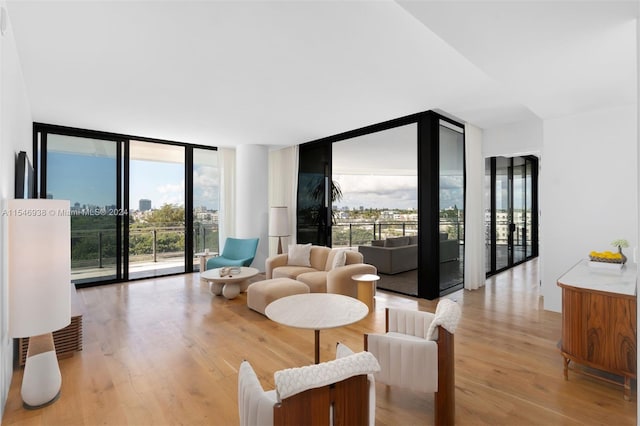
<box><xmin>332</xmin><ymin>220</ymin><xmax>465</xmax><ymax>248</ymax></box>
<box><xmin>70</xmin><ymin>223</ymin><xmax>219</xmax><ymax>282</ymax></box>
<box><xmin>331</xmin><ymin>221</ymin><xmax>418</xmax><ymax>248</ymax></box>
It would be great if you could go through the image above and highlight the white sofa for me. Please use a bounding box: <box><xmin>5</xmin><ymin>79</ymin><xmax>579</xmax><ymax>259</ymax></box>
<box><xmin>265</xmin><ymin>245</ymin><xmax>376</xmax><ymax>298</ymax></box>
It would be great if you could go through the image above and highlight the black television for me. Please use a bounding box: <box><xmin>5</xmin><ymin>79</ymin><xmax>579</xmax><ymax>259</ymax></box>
<box><xmin>15</xmin><ymin>151</ymin><xmax>34</xmax><ymax>199</ymax></box>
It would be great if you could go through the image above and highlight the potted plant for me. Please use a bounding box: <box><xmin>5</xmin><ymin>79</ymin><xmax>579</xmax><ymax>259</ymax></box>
<box><xmin>611</xmin><ymin>239</ymin><xmax>629</xmax><ymax>263</ymax></box>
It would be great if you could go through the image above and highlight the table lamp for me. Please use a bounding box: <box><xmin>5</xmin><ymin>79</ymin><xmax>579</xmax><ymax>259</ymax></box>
<box><xmin>8</xmin><ymin>199</ymin><xmax>71</xmax><ymax>409</ymax></box>
<box><xmin>269</xmin><ymin>206</ymin><xmax>289</xmax><ymax>254</ymax></box>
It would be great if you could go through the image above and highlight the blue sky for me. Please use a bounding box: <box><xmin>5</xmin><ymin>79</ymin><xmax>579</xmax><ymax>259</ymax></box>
<box><xmin>47</xmin><ymin>152</ymin><xmax>115</xmax><ymax>205</ymax></box>
<box><xmin>48</xmin><ymin>150</ymin><xmax>465</xmax><ymax>212</ymax></box>
<box><xmin>47</xmin><ymin>152</ymin><xmax>219</xmax><ymax>210</ymax></box>
<box><xmin>130</xmin><ymin>160</ymin><xmax>184</xmax><ymax>209</ymax></box>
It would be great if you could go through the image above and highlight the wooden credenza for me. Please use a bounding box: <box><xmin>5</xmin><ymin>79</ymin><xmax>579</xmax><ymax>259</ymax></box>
<box><xmin>557</xmin><ymin>259</ymin><xmax>636</xmax><ymax>400</ymax></box>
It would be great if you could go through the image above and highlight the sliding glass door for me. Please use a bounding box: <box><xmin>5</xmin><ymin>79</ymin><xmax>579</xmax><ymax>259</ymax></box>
<box><xmin>485</xmin><ymin>155</ymin><xmax>538</xmax><ymax>276</ymax></box>
<box><xmin>494</xmin><ymin>157</ymin><xmax>511</xmax><ymax>270</ymax></box>
<box><xmin>36</xmin><ymin>123</ymin><xmax>218</xmax><ymax>286</ymax></box>
<box><xmin>45</xmin><ymin>134</ymin><xmax>122</xmax><ymax>284</ymax></box>
<box><xmin>129</xmin><ymin>141</ymin><xmax>186</xmax><ymax>279</ymax></box>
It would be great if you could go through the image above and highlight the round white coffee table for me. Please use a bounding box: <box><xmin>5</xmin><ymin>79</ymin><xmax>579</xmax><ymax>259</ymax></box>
<box><xmin>265</xmin><ymin>293</ymin><xmax>368</xmax><ymax>363</ymax></box>
<box><xmin>200</xmin><ymin>266</ymin><xmax>259</xmax><ymax>299</ymax></box>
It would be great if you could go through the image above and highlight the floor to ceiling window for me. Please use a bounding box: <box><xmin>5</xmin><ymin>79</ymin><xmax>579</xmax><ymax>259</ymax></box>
<box><xmin>485</xmin><ymin>155</ymin><xmax>539</xmax><ymax>276</ymax></box>
<box><xmin>45</xmin><ymin>133</ymin><xmax>122</xmax><ymax>284</ymax></box>
<box><xmin>129</xmin><ymin>141</ymin><xmax>186</xmax><ymax>279</ymax></box>
<box><xmin>35</xmin><ymin>123</ymin><xmax>218</xmax><ymax>286</ymax></box>
<box><xmin>192</xmin><ymin>148</ymin><xmax>220</xmax><ymax>270</ymax></box>
<box><xmin>332</xmin><ymin>123</ymin><xmax>418</xmax><ymax>296</ymax></box>
<box><xmin>297</xmin><ymin>110</ymin><xmax>465</xmax><ymax>300</ymax></box>
<box><xmin>438</xmin><ymin>121</ymin><xmax>465</xmax><ymax>293</ymax></box>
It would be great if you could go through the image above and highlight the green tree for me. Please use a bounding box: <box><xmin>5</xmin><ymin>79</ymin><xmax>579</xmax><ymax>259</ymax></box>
<box><xmin>147</xmin><ymin>204</ymin><xmax>185</xmax><ymax>225</ymax></box>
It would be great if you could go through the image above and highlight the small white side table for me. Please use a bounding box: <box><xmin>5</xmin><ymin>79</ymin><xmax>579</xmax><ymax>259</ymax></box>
<box><xmin>352</xmin><ymin>273</ymin><xmax>380</xmax><ymax>313</ymax></box>
<box><xmin>195</xmin><ymin>251</ymin><xmax>218</xmax><ymax>272</ymax></box>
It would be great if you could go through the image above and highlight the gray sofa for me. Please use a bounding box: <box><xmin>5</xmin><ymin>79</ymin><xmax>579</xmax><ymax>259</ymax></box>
<box><xmin>358</xmin><ymin>236</ymin><xmax>417</xmax><ymax>275</ymax></box>
<box><xmin>439</xmin><ymin>232</ymin><xmax>459</xmax><ymax>263</ymax></box>
<box><xmin>358</xmin><ymin>233</ymin><xmax>459</xmax><ymax>275</ymax></box>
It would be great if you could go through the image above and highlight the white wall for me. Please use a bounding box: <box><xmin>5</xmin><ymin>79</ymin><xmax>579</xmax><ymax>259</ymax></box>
<box><xmin>235</xmin><ymin>144</ymin><xmax>268</xmax><ymax>271</ymax></box>
<box><xmin>0</xmin><ymin>1</ymin><xmax>34</xmax><ymax>417</ymax></box>
<box><xmin>540</xmin><ymin>105</ymin><xmax>637</xmax><ymax>312</ymax></box>
<box><xmin>483</xmin><ymin>118</ymin><xmax>543</xmax><ymax>158</ymax></box>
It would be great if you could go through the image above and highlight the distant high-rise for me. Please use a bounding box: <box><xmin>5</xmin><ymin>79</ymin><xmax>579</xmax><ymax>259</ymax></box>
<box><xmin>139</xmin><ymin>199</ymin><xmax>152</xmax><ymax>211</ymax></box>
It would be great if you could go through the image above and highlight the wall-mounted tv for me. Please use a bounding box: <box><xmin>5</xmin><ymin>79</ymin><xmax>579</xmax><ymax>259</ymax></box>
<box><xmin>15</xmin><ymin>151</ymin><xmax>34</xmax><ymax>199</ymax></box>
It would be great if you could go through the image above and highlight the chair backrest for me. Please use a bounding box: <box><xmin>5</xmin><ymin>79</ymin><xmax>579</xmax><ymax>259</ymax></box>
<box><xmin>372</xmin><ymin>301</ymin><xmax>460</xmax><ymax>426</ymax></box>
<box><xmin>274</xmin><ymin>374</ymin><xmax>369</xmax><ymax>425</ymax></box>
<box><xmin>273</xmin><ymin>351</ymin><xmax>380</xmax><ymax>426</ymax></box>
<box><xmin>386</xmin><ymin>307</ymin><xmax>435</xmax><ymax>339</ymax></box>
<box><xmin>221</xmin><ymin>237</ymin><xmax>259</xmax><ymax>264</ymax></box>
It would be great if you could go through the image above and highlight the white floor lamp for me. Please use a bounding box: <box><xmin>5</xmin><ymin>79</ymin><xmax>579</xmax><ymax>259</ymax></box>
<box><xmin>269</xmin><ymin>206</ymin><xmax>289</xmax><ymax>254</ymax></box>
<box><xmin>8</xmin><ymin>199</ymin><xmax>71</xmax><ymax>409</ymax></box>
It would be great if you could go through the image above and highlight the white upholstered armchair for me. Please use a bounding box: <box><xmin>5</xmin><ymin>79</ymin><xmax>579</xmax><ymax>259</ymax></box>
<box><xmin>364</xmin><ymin>299</ymin><xmax>461</xmax><ymax>426</ymax></box>
<box><xmin>238</xmin><ymin>343</ymin><xmax>380</xmax><ymax>426</ymax></box>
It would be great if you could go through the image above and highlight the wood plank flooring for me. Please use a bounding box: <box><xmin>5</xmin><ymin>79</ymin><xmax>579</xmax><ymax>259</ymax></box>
<box><xmin>2</xmin><ymin>259</ymin><xmax>637</xmax><ymax>425</ymax></box>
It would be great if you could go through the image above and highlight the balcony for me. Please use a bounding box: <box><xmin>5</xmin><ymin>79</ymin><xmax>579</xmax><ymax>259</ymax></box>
<box><xmin>70</xmin><ymin>223</ymin><xmax>218</xmax><ymax>283</ymax></box>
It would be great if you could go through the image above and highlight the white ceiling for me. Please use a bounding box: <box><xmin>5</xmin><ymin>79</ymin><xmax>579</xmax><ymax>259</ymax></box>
<box><xmin>5</xmin><ymin>1</ymin><xmax>637</xmax><ymax>149</ymax></box>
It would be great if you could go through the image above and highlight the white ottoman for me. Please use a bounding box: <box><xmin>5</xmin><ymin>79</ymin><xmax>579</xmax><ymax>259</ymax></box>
<box><xmin>247</xmin><ymin>278</ymin><xmax>310</xmax><ymax>315</ymax></box>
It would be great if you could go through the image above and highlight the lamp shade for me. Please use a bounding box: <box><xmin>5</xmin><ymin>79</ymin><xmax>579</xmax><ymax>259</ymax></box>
<box><xmin>8</xmin><ymin>199</ymin><xmax>71</xmax><ymax>338</ymax></box>
<box><xmin>269</xmin><ymin>206</ymin><xmax>289</xmax><ymax>237</ymax></box>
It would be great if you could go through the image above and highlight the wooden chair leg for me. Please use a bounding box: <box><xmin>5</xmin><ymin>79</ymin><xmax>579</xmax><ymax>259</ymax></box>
<box><xmin>435</xmin><ymin>329</ymin><xmax>455</xmax><ymax>426</ymax></box>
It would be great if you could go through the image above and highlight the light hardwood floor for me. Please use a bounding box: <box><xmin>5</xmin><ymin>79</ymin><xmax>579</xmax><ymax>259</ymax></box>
<box><xmin>2</xmin><ymin>259</ymin><xmax>637</xmax><ymax>425</ymax></box>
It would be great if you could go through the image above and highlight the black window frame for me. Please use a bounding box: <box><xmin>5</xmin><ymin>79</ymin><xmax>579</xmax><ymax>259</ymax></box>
<box><xmin>33</xmin><ymin>122</ymin><xmax>218</xmax><ymax>287</ymax></box>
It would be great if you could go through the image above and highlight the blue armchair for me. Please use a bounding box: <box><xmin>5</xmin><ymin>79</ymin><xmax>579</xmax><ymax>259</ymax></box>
<box><xmin>206</xmin><ymin>237</ymin><xmax>259</xmax><ymax>269</ymax></box>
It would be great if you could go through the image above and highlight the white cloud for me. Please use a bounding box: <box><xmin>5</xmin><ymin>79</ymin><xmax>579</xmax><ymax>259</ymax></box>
<box><xmin>335</xmin><ymin>174</ymin><xmax>417</xmax><ymax>193</ymax></box>
<box><xmin>155</xmin><ymin>179</ymin><xmax>185</xmax><ymax>206</ymax></box>
<box><xmin>334</xmin><ymin>174</ymin><xmax>418</xmax><ymax>209</ymax></box>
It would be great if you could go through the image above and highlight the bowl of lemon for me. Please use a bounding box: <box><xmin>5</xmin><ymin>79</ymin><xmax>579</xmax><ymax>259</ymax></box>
<box><xmin>589</xmin><ymin>239</ymin><xmax>628</xmax><ymax>266</ymax></box>
<box><xmin>589</xmin><ymin>250</ymin><xmax>626</xmax><ymax>264</ymax></box>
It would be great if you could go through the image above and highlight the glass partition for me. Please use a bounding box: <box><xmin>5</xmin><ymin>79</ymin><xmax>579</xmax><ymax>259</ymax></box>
<box><xmin>46</xmin><ymin>134</ymin><xmax>120</xmax><ymax>284</ymax></box>
<box><xmin>438</xmin><ymin>121</ymin><xmax>464</xmax><ymax>293</ymax></box>
<box><xmin>332</xmin><ymin>123</ymin><xmax>418</xmax><ymax>296</ymax></box>
<box><xmin>297</xmin><ymin>111</ymin><xmax>465</xmax><ymax>299</ymax></box>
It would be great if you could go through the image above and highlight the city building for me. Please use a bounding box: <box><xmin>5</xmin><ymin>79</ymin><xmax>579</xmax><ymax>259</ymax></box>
<box><xmin>139</xmin><ymin>199</ymin><xmax>151</xmax><ymax>212</ymax></box>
